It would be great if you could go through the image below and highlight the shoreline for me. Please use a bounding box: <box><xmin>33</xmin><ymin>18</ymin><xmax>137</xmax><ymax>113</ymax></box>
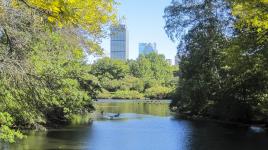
<box><xmin>96</xmin><ymin>100</ymin><xmax>268</xmax><ymax>129</ymax></box>
<box><xmin>95</xmin><ymin>99</ymin><xmax>172</xmax><ymax>103</ymax></box>
<box><xmin>173</xmin><ymin>112</ymin><xmax>268</xmax><ymax>129</ymax></box>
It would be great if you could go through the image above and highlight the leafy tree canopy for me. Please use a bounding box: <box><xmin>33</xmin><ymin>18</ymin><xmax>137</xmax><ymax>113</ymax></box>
<box><xmin>229</xmin><ymin>0</ymin><xmax>268</xmax><ymax>31</ymax></box>
<box><xmin>12</xmin><ymin>0</ymin><xmax>118</xmax><ymax>36</ymax></box>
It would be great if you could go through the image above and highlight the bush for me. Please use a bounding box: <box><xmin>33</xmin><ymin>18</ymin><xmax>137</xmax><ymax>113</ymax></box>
<box><xmin>145</xmin><ymin>86</ymin><xmax>173</xmax><ymax>99</ymax></box>
<box><xmin>0</xmin><ymin>112</ymin><xmax>23</xmax><ymax>143</ymax></box>
<box><xmin>100</xmin><ymin>78</ymin><xmax>121</xmax><ymax>92</ymax></box>
<box><xmin>119</xmin><ymin>76</ymin><xmax>144</xmax><ymax>92</ymax></box>
<box><xmin>112</xmin><ymin>90</ymin><xmax>144</xmax><ymax>99</ymax></box>
<box><xmin>144</xmin><ymin>79</ymin><xmax>162</xmax><ymax>89</ymax></box>
<box><xmin>97</xmin><ymin>90</ymin><xmax>113</xmax><ymax>99</ymax></box>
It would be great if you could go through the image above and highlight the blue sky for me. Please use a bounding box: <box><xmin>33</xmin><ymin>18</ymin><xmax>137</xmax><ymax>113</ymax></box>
<box><xmin>101</xmin><ymin>0</ymin><xmax>178</xmax><ymax>63</ymax></box>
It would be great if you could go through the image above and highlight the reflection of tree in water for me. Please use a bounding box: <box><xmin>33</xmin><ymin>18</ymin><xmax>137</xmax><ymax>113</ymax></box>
<box><xmin>8</xmin><ymin>123</ymin><xmax>94</xmax><ymax>150</ymax></box>
<box><xmin>96</xmin><ymin>101</ymin><xmax>170</xmax><ymax>116</ymax></box>
<box><xmin>185</xmin><ymin>120</ymin><xmax>268</xmax><ymax>150</ymax></box>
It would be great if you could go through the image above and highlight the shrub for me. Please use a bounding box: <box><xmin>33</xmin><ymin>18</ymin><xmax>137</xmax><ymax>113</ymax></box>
<box><xmin>97</xmin><ymin>90</ymin><xmax>113</xmax><ymax>99</ymax></box>
<box><xmin>119</xmin><ymin>76</ymin><xmax>144</xmax><ymax>92</ymax></box>
<box><xmin>112</xmin><ymin>90</ymin><xmax>144</xmax><ymax>99</ymax></box>
<box><xmin>0</xmin><ymin>112</ymin><xmax>24</xmax><ymax>143</ymax></box>
<box><xmin>145</xmin><ymin>86</ymin><xmax>173</xmax><ymax>99</ymax></box>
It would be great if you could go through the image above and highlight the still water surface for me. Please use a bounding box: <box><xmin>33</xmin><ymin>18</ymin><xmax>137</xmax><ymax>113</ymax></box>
<box><xmin>6</xmin><ymin>99</ymin><xmax>268</xmax><ymax>150</ymax></box>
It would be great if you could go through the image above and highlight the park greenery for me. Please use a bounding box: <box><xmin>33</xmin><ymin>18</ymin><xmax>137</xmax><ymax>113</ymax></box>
<box><xmin>0</xmin><ymin>0</ymin><xmax>267</xmax><ymax>145</ymax></box>
<box><xmin>0</xmin><ymin>0</ymin><xmax>177</xmax><ymax>143</ymax></box>
<box><xmin>0</xmin><ymin>0</ymin><xmax>117</xmax><ymax>143</ymax></box>
<box><xmin>165</xmin><ymin>0</ymin><xmax>268</xmax><ymax>124</ymax></box>
<box><xmin>91</xmin><ymin>53</ymin><xmax>178</xmax><ymax>100</ymax></box>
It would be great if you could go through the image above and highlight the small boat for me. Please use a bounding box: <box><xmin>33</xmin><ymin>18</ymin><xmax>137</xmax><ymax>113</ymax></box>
<box><xmin>114</xmin><ymin>113</ymin><xmax>120</xmax><ymax>117</ymax></box>
<box><xmin>108</xmin><ymin>113</ymin><xmax>120</xmax><ymax>120</ymax></box>
<box><xmin>99</xmin><ymin>113</ymin><xmax>121</xmax><ymax>120</ymax></box>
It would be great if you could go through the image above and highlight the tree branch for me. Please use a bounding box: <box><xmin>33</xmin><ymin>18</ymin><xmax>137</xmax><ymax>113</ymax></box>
<box><xmin>17</xmin><ymin>0</ymin><xmax>56</xmax><ymax>18</ymax></box>
<box><xmin>3</xmin><ymin>28</ymin><xmax>13</xmax><ymax>56</ymax></box>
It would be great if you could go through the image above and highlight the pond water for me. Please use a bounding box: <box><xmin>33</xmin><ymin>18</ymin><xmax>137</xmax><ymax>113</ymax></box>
<box><xmin>4</xmin><ymin>99</ymin><xmax>268</xmax><ymax>150</ymax></box>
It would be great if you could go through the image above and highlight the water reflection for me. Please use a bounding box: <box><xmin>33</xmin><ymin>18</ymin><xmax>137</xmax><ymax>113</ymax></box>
<box><xmin>95</xmin><ymin>99</ymin><xmax>171</xmax><ymax>116</ymax></box>
<box><xmin>185</xmin><ymin>120</ymin><xmax>268</xmax><ymax>150</ymax></box>
<box><xmin>5</xmin><ymin>99</ymin><xmax>268</xmax><ymax>150</ymax></box>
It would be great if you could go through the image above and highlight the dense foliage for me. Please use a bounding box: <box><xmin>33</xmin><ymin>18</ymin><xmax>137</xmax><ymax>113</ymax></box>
<box><xmin>91</xmin><ymin>53</ymin><xmax>178</xmax><ymax>100</ymax></box>
<box><xmin>165</xmin><ymin>0</ymin><xmax>268</xmax><ymax>123</ymax></box>
<box><xmin>0</xmin><ymin>0</ymin><xmax>117</xmax><ymax>143</ymax></box>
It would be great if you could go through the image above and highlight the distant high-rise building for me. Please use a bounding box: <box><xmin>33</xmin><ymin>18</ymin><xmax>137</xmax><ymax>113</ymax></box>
<box><xmin>166</xmin><ymin>59</ymin><xmax>172</xmax><ymax>65</ymax></box>
<box><xmin>175</xmin><ymin>55</ymin><xmax>180</xmax><ymax>65</ymax></box>
<box><xmin>110</xmin><ymin>24</ymin><xmax>129</xmax><ymax>60</ymax></box>
<box><xmin>139</xmin><ymin>43</ymin><xmax>157</xmax><ymax>55</ymax></box>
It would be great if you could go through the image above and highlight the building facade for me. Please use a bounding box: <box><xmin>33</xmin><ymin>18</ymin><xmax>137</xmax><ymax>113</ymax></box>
<box><xmin>110</xmin><ymin>24</ymin><xmax>129</xmax><ymax>60</ymax></box>
<box><xmin>139</xmin><ymin>43</ymin><xmax>157</xmax><ymax>56</ymax></box>
<box><xmin>166</xmin><ymin>59</ymin><xmax>172</xmax><ymax>65</ymax></box>
<box><xmin>175</xmin><ymin>55</ymin><xmax>180</xmax><ymax>65</ymax></box>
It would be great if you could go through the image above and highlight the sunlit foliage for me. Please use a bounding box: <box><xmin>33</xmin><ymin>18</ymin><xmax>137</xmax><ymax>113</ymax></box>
<box><xmin>13</xmin><ymin>0</ymin><xmax>118</xmax><ymax>36</ymax></box>
<box><xmin>165</xmin><ymin>0</ymin><xmax>268</xmax><ymax>123</ymax></box>
<box><xmin>0</xmin><ymin>112</ymin><xmax>23</xmax><ymax>143</ymax></box>
<box><xmin>230</xmin><ymin>0</ymin><xmax>268</xmax><ymax>31</ymax></box>
<box><xmin>0</xmin><ymin>0</ymin><xmax>118</xmax><ymax>143</ymax></box>
<box><xmin>92</xmin><ymin>54</ymin><xmax>178</xmax><ymax>100</ymax></box>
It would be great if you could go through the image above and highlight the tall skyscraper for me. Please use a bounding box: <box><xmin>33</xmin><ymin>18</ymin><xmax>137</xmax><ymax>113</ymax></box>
<box><xmin>166</xmin><ymin>59</ymin><xmax>172</xmax><ymax>65</ymax></box>
<box><xmin>139</xmin><ymin>43</ymin><xmax>157</xmax><ymax>56</ymax></box>
<box><xmin>110</xmin><ymin>24</ymin><xmax>129</xmax><ymax>60</ymax></box>
<box><xmin>175</xmin><ymin>55</ymin><xmax>180</xmax><ymax>65</ymax></box>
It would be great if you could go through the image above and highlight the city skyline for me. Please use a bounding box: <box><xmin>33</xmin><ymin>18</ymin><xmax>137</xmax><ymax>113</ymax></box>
<box><xmin>108</xmin><ymin>24</ymin><xmax>177</xmax><ymax>65</ymax></box>
<box><xmin>101</xmin><ymin>0</ymin><xmax>177</xmax><ymax>64</ymax></box>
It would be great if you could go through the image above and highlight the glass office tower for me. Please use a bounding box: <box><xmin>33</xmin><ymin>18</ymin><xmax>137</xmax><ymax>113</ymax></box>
<box><xmin>175</xmin><ymin>55</ymin><xmax>180</xmax><ymax>65</ymax></box>
<box><xmin>110</xmin><ymin>24</ymin><xmax>129</xmax><ymax>60</ymax></box>
<box><xmin>139</xmin><ymin>43</ymin><xmax>157</xmax><ymax>56</ymax></box>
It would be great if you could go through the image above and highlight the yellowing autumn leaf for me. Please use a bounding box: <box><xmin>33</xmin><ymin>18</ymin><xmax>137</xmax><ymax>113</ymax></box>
<box><xmin>13</xmin><ymin>0</ymin><xmax>118</xmax><ymax>36</ymax></box>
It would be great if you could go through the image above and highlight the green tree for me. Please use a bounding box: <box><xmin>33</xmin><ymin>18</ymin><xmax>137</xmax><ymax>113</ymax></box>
<box><xmin>165</xmin><ymin>0</ymin><xmax>268</xmax><ymax>123</ymax></box>
<box><xmin>0</xmin><ymin>0</ymin><xmax>118</xmax><ymax>143</ymax></box>
<box><xmin>131</xmin><ymin>52</ymin><xmax>175</xmax><ymax>83</ymax></box>
<box><xmin>213</xmin><ymin>23</ymin><xmax>268</xmax><ymax>121</ymax></box>
<box><xmin>229</xmin><ymin>0</ymin><xmax>268</xmax><ymax>32</ymax></box>
<box><xmin>91</xmin><ymin>57</ymin><xmax>130</xmax><ymax>80</ymax></box>
<box><xmin>165</xmin><ymin>0</ymin><xmax>229</xmax><ymax>114</ymax></box>
<box><xmin>93</xmin><ymin>54</ymin><xmax>176</xmax><ymax>100</ymax></box>
<box><xmin>145</xmin><ymin>86</ymin><xmax>173</xmax><ymax>99</ymax></box>
<box><xmin>12</xmin><ymin>0</ymin><xmax>117</xmax><ymax>36</ymax></box>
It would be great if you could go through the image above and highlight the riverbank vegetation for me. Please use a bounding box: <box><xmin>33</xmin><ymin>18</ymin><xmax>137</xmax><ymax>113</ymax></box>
<box><xmin>0</xmin><ymin>0</ymin><xmax>117</xmax><ymax>143</ymax></box>
<box><xmin>165</xmin><ymin>0</ymin><xmax>268</xmax><ymax>124</ymax></box>
<box><xmin>91</xmin><ymin>53</ymin><xmax>178</xmax><ymax>100</ymax></box>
